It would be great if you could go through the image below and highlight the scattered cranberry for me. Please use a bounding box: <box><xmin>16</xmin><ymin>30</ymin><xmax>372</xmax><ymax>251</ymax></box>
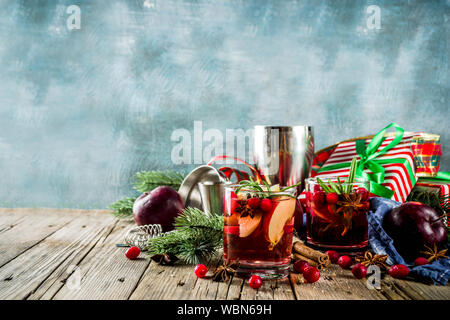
<box><xmin>352</xmin><ymin>263</ymin><xmax>368</xmax><ymax>279</ymax></box>
<box><xmin>313</xmin><ymin>184</ymin><xmax>322</xmax><ymax>192</ymax></box>
<box><xmin>388</xmin><ymin>264</ymin><xmax>410</xmax><ymax>279</ymax></box>
<box><xmin>303</xmin><ymin>266</ymin><xmax>320</xmax><ymax>283</ymax></box>
<box><xmin>338</xmin><ymin>255</ymin><xmax>352</xmax><ymax>269</ymax></box>
<box><xmin>414</xmin><ymin>257</ymin><xmax>429</xmax><ymax>267</ymax></box>
<box><xmin>293</xmin><ymin>260</ymin><xmax>310</xmax><ymax>274</ymax></box>
<box><xmin>356</xmin><ymin>188</ymin><xmax>368</xmax><ymax>201</ymax></box>
<box><xmin>194</xmin><ymin>264</ymin><xmax>208</xmax><ymax>278</ymax></box>
<box><xmin>125</xmin><ymin>246</ymin><xmax>141</xmax><ymax>260</ymax></box>
<box><xmin>248</xmin><ymin>275</ymin><xmax>263</xmax><ymax>289</ymax></box>
<box><xmin>247</xmin><ymin>197</ymin><xmax>260</xmax><ymax>209</ymax></box>
<box><xmin>313</xmin><ymin>191</ymin><xmax>326</xmax><ymax>206</ymax></box>
<box><xmin>260</xmin><ymin>198</ymin><xmax>273</xmax><ymax>212</ymax></box>
<box><xmin>325</xmin><ymin>250</ymin><xmax>340</xmax><ymax>264</ymax></box>
<box><xmin>306</xmin><ymin>191</ymin><xmax>313</xmax><ymax>202</ymax></box>
<box><xmin>326</xmin><ymin>192</ymin><xmax>339</xmax><ymax>204</ymax></box>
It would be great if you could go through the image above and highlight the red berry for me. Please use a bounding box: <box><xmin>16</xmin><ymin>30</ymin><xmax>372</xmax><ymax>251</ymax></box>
<box><xmin>125</xmin><ymin>246</ymin><xmax>141</xmax><ymax>260</ymax></box>
<box><xmin>312</xmin><ymin>191</ymin><xmax>326</xmax><ymax>207</ymax></box>
<box><xmin>352</xmin><ymin>263</ymin><xmax>368</xmax><ymax>279</ymax></box>
<box><xmin>194</xmin><ymin>264</ymin><xmax>208</xmax><ymax>278</ymax></box>
<box><xmin>260</xmin><ymin>198</ymin><xmax>273</xmax><ymax>212</ymax></box>
<box><xmin>306</xmin><ymin>191</ymin><xmax>313</xmax><ymax>202</ymax></box>
<box><xmin>388</xmin><ymin>264</ymin><xmax>410</xmax><ymax>279</ymax></box>
<box><xmin>356</xmin><ymin>188</ymin><xmax>368</xmax><ymax>201</ymax></box>
<box><xmin>325</xmin><ymin>250</ymin><xmax>340</xmax><ymax>264</ymax></box>
<box><xmin>326</xmin><ymin>192</ymin><xmax>339</xmax><ymax>204</ymax></box>
<box><xmin>247</xmin><ymin>197</ymin><xmax>260</xmax><ymax>209</ymax></box>
<box><xmin>338</xmin><ymin>255</ymin><xmax>352</xmax><ymax>269</ymax></box>
<box><xmin>313</xmin><ymin>184</ymin><xmax>322</xmax><ymax>192</ymax></box>
<box><xmin>414</xmin><ymin>257</ymin><xmax>429</xmax><ymax>267</ymax></box>
<box><xmin>248</xmin><ymin>275</ymin><xmax>263</xmax><ymax>289</ymax></box>
<box><xmin>303</xmin><ymin>266</ymin><xmax>320</xmax><ymax>283</ymax></box>
<box><xmin>293</xmin><ymin>260</ymin><xmax>310</xmax><ymax>274</ymax></box>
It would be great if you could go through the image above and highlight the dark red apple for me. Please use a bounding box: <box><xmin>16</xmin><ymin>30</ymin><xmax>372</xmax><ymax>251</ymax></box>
<box><xmin>383</xmin><ymin>201</ymin><xmax>447</xmax><ymax>262</ymax></box>
<box><xmin>133</xmin><ymin>186</ymin><xmax>184</xmax><ymax>232</ymax></box>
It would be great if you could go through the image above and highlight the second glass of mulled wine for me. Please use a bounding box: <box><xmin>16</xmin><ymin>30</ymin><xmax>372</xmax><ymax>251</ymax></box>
<box><xmin>305</xmin><ymin>177</ymin><xmax>370</xmax><ymax>253</ymax></box>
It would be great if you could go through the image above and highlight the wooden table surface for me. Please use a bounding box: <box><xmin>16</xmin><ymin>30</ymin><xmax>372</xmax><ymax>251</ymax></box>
<box><xmin>0</xmin><ymin>208</ymin><xmax>449</xmax><ymax>300</ymax></box>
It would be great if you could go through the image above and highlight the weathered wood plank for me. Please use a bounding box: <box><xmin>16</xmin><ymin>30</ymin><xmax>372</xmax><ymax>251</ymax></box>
<box><xmin>0</xmin><ymin>210</ymin><xmax>115</xmax><ymax>300</ymax></box>
<box><xmin>51</xmin><ymin>220</ymin><xmax>151</xmax><ymax>300</ymax></box>
<box><xmin>386</xmin><ymin>278</ymin><xmax>450</xmax><ymax>300</ymax></box>
<box><xmin>129</xmin><ymin>259</ymin><xmax>200</xmax><ymax>300</ymax></box>
<box><xmin>0</xmin><ymin>209</ymin><xmax>90</xmax><ymax>268</ymax></box>
<box><xmin>240</xmin><ymin>276</ymin><xmax>295</xmax><ymax>300</ymax></box>
<box><xmin>27</xmin><ymin>221</ymin><xmax>118</xmax><ymax>300</ymax></box>
<box><xmin>290</xmin><ymin>265</ymin><xmax>387</xmax><ymax>300</ymax></box>
<box><xmin>0</xmin><ymin>208</ymin><xmax>449</xmax><ymax>300</ymax></box>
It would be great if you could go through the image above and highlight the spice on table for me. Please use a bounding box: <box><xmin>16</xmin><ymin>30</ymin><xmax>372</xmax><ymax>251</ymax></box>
<box><xmin>292</xmin><ymin>241</ymin><xmax>331</xmax><ymax>270</ymax></box>
<box><xmin>212</xmin><ymin>259</ymin><xmax>239</xmax><ymax>282</ymax></box>
<box><xmin>150</xmin><ymin>253</ymin><xmax>179</xmax><ymax>266</ymax></box>
<box><xmin>420</xmin><ymin>243</ymin><xmax>448</xmax><ymax>263</ymax></box>
<box><xmin>354</xmin><ymin>251</ymin><xmax>389</xmax><ymax>270</ymax></box>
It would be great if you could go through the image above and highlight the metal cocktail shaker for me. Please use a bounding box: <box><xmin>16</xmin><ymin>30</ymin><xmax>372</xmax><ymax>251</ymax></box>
<box><xmin>253</xmin><ymin>126</ymin><xmax>314</xmax><ymax>192</ymax></box>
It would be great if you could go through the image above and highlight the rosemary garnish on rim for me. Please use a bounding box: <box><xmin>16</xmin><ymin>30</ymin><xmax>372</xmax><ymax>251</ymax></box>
<box><xmin>234</xmin><ymin>177</ymin><xmax>301</xmax><ymax>199</ymax></box>
<box><xmin>316</xmin><ymin>156</ymin><xmax>359</xmax><ymax>194</ymax></box>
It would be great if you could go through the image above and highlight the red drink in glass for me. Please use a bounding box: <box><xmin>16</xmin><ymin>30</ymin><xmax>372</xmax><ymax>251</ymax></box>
<box><xmin>305</xmin><ymin>177</ymin><xmax>370</xmax><ymax>253</ymax></box>
<box><xmin>223</xmin><ymin>185</ymin><xmax>296</xmax><ymax>279</ymax></box>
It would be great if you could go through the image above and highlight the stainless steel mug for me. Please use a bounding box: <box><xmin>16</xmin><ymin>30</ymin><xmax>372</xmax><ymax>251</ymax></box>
<box><xmin>253</xmin><ymin>126</ymin><xmax>314</xmax><ymax>192</ymax></box>
<box><xmin>198</xmin><ymin>181</ymin><xmax>226</xmax><ymax>215</ymax></box>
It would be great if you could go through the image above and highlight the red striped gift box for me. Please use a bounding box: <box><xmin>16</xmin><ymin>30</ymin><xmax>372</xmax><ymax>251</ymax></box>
<box><xmin>413</xmin><ymin>177</ymin><xmax>450</xmax><ymax>228</ymax></box>
<box><xmin>316</xmin><ymin>125</ymin><xmax>418</xmax><ymax>203</ymax></box>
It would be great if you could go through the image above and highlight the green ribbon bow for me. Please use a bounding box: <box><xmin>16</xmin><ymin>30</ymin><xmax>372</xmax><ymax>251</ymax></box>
<box><xmin>319</xmin><ymin>123</ymin><xmax>416</xmax><ymax>199</ymax></box>
<box><xmin>419</xmin><ymin>171</ymin><xmax>450</xmax><ymax>183</ymax></box>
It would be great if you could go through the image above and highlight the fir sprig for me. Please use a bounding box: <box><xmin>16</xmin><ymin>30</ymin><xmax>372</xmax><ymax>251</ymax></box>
<box><xmin>109</xmin><ymin>170</ymin><xmax>187</xmax><ymax>218</ymax></box>
<box><xmin>109</xmin><ymin>197</ymin><xmax>137</xmax><ymax>218</ymax></box>
<box><xmin>133</xmin><ymin>170</ymin><xmax>186</xmax><ymax>193</ymax></box>
<box><xmin>147</xmin><ymin>207</ymin><xmax>223</xmax><ymax>264</ymax></box>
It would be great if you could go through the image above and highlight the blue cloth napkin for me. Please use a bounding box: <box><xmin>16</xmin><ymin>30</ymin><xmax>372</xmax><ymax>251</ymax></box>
<box><xmin>367</xmin><ymin>197</ymin><xmax>450</xmax><ymax>285</ymax></box>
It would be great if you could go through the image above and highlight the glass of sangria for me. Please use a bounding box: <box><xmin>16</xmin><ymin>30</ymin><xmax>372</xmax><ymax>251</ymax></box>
<box><xmin>305</xmin><ymin>177</ymin><xmax>370</xmax><ymax>253</ymax></box>
<box><xmin>223</xmin><ymin>184</ymin><xmax>297</xmax><ymax>279</ymax></box>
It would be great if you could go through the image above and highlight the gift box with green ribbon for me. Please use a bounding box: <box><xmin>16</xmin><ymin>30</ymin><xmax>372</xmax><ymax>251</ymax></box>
<box><xmin>316</xmin><ymin>123</ymin><xmax>417</xmax><ymax>202</ymax></box>
<box><xmin>409</xmin><ymin>172</ymin><xmax>450</xmax><ymax>229</ymax></box>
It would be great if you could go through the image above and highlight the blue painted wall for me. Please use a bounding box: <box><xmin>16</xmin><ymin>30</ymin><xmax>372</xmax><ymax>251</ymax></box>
<box><xmin>0</xmin><ymin>0</ymin><xmax>448</xmax><ymax>209</ymax></box>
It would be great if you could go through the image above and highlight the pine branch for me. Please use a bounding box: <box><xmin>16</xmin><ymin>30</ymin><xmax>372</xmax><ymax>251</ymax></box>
<box><xmin>147</xmin><ymin>207</ymin><xmax>224</xmax><ymax>264</ymax></box>
<box><xmin>109</xmin><ymin>197</ymin><xmax>136</xmax><ymax>218</ymax></box>
<box><xmin>133</xmin><ymin>170</ymin><xmax>186</xmax><ymax>193</ymax></box>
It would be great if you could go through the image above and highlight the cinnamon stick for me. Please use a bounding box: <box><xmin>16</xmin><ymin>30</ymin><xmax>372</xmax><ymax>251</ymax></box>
<box><xmin>292</xmin><ymin>241</ymin><xmax>331</xmax><ymax>270</ymax></box>
<box><xmin>293</xmin><ymin>253</ymin><xmax>320</xmax><ymax>268</ymax></box>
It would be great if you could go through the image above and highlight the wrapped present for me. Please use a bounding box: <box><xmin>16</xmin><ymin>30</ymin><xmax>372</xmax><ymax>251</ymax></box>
<box><xmin>410</xmin><ymin>173</ymin><xmax>450</xmax><ymax>228</ymax></box>
<box><xmin>316</xmin><ymin>123</ymin><xmax>417</xmax><ymax>203</ymax></box>
<box><xmin>411</xmin><ymin>133</ymin><xmax>442</xmax><ymax>177</ymax></box>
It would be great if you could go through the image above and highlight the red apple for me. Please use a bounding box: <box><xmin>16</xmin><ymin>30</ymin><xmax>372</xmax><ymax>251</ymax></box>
<box><xmin>383</xmin><ymin>201</ymin><xmax>447</xmax><ymax>262</ymax></box>
<box><xmin>133</xmin><ymin>186</ymin><xmax>184</xmax><ymax>232</ymax></box>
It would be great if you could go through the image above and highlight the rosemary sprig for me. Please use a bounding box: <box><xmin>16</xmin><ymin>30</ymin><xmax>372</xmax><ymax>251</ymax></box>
<box><xmin>316</xmin><ymin>177</ymin><xmax>333</xmax><ymax>193</ymax></box>
<box><xmin>235</xmin><ymin>177</ymin><xmax>300</xmax><ymax>199</ymax></box>
<box><xmin>345</xmin><ymin>157</ymin><xmax>358</xmax><ymax>193</ymax></box>
<box><xmin>315</xmin><ymin>156</ymin><xmax>359</xmax><ymax>194</ymax></box>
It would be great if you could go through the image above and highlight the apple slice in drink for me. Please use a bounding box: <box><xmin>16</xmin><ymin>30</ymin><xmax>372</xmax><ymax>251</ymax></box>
<box><xmin>263</xmin><ymin>197</ymin><xmax>296</xmax><ymax>246</ymax></box>
<box><xmin>238</xmin><ymin>212</ymin><xmax>262</xmax><ymax>237</ymax></box>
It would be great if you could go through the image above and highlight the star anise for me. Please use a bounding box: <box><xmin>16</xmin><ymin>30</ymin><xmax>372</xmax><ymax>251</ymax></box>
<box><xmin>234</xmin><ymin>200</ymin><xmax>258</xmax><ymax>218</ymax></box>
<box><xmin>420</xmin><ymin>243</ymin><xmax>448</xmax><ymax>263</ymax></box>
<box><xmin>336</xmin><ymin>192</ymin><xmax>365</xmax><ymax>213</ymax></box>
<box><xmin>150</xmin><ymin>253</ymin><xmax>179</xmax><ymax>266</ymax></box>
<box><xmin>355</xmin><ymin>251</ymin><xmax>389</xmax><ymax>270</ymax></box>
<box><xmin>212</xmin><ymin>259</ymin><xmax>240</xmax><ymax>282</ymax></box>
